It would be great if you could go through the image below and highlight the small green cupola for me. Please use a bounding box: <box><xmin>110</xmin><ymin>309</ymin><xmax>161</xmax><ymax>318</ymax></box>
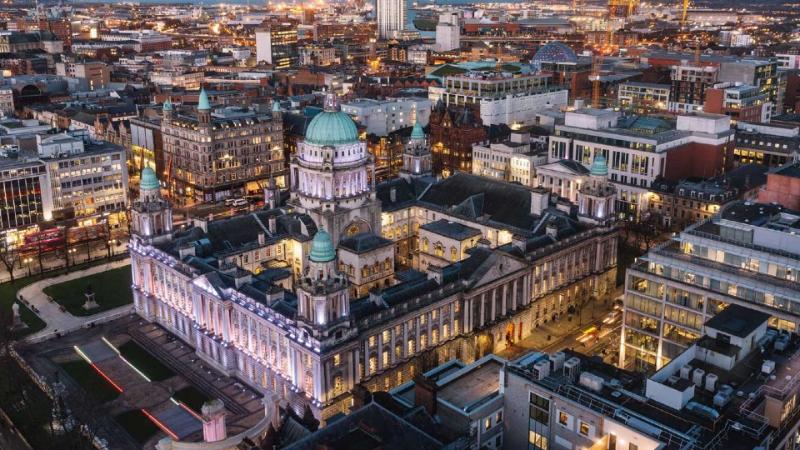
<box><xmin>309</xmin><ymin>229</ymin><xmax>336</xmax><ymax>262</ymax></box>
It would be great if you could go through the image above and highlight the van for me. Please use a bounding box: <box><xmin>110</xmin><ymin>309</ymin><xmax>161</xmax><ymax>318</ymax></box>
<box><xmin>232</xmin><ymin>198</ymin><xmax>248</xmax><ymax>207</ymax></box>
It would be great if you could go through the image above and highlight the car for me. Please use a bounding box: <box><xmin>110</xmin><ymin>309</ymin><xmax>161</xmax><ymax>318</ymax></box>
<box><xmin>227</xmin><ymin>198</ymin><xmax>248</xmax><ymax>207</ymax></box>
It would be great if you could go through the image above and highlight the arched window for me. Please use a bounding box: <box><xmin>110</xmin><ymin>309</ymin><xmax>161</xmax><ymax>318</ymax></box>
<box><xmin>450</xmin><ymin>247</ymin><xmax>458</xmax><ymax>262</ymax></box>
<box><xmin>407</xmin><ymin>338</ymin><xmax>415</xmax><ymax>355</ymax></box>
<box><xmin>333</xmin><ymin>374</ymin><xmax>343</xmax><ymax>395</ymax></box>
<box><xmin>422</xmin><ymin>237</ymin><xmax>429</xmax><ymax>252</ymax></box>
<box><xmin>434</xmin><ymin>243</ymin><xmax>444</xmax><ymax>258</ymax></box>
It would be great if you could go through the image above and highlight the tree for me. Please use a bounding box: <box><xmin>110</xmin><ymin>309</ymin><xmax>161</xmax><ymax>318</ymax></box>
<box><xmin>0</xmin><ymin>240</ymin><xmax>20</xmax><ymax>282</ymax></box>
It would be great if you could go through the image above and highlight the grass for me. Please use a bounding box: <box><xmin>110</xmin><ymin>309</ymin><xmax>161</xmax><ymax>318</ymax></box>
<box><xmin>118</xmin><ymin>340</ymin><xmax>175</xmax><ymax>382</ymax></box>
<box><xmin>60</xmin><ymin>359</ymin><xmax>121</xmax><ymax>404</ymax></box>
<box><xmin>0</xmin><ymin>356</ymin><xmax>93</xmax><ymax>449</ymax></box>
<box><xmin>173</xmin><ymin>386</ymin><xmax>210</xmax><ymax>413</ymax></box>
<box><xmin>1</xmin><ymin>277</ymin><xmax>48</xmax><ymax>337</ymax></box>
<box><xmin>0</xmin><ymin>256</ymin><xmax>129</xmax><ymax>337</ymax></box>
<box><xmin>43</xmin><ymin>265</ymin><xmax>132</xmax><ymax>316</ymax></box>
<box><xmin>114</xmin><ymin>410</ymin><xmax>160</xmax><ymax>445</ymax></box>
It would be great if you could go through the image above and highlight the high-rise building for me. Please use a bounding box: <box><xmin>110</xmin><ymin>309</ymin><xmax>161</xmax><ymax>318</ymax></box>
<box><xmin>376</xmin><ymin>0</ymin><xmax>405</xmax><ymax>40</ymax></box>
<box><xmin>669</xmin><ymin>64</ymin><xmax>718</xmax><ymax>114</ymax></box>
<box><xmin>435</xmin><ymin>12</ymin><xmax>460</xmax><ymax>52</ymax></box>
<box><xmin>255</xmin><ymin>22</ymin><xmax>298</xmax><ymax>69</ymax></box>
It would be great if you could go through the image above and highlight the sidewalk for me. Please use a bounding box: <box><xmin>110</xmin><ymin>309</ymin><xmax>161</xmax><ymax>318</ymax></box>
<box><xmin>498</xmin><ymin>292</ymin><xmax>621</xmax><ymax>360</ymax></box>
<box><xmin>18</xmin><ymin>258</ymin><xmax>133</xmax><ymax>343</ymax></box>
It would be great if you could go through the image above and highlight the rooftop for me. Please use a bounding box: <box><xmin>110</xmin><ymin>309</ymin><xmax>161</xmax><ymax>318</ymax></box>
<box><xmin>704</xmin><ymin>304</ymin><xmax>770</xmax><ymax>338</ymax></box>
<box><xmin>420</xmin><ymin>219</ymin><xmax>482</xmax><ymax>241</ymax></box>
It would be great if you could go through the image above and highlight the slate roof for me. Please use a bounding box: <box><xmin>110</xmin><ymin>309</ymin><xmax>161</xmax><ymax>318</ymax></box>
<box><xmin>157</xmin><ymin>209</ymin><xmax>315</xmax><ymax>259</ymax></box>
<box><xmin>338</xmin><ymin>232</ymin><xmax>393</xmax><ymax>254</ymax></box>
<box><xmin>376</xmin><ymin>176</ymin><xmax>434</xmax><ymax>212</ymax></box>
<box><xmin>418</xmin><ymin>172</ymin><xmax>540</xmax><ymax>232</ymax></box>
<box><xmin>283</xmin><ymin>402</ymin><xmax>442</xmax><ymax>450</ymax></box>
<box><xmin>421</xmin><ymin>219</ymin><xmax>481</xmax><ymax>240</ymax></box>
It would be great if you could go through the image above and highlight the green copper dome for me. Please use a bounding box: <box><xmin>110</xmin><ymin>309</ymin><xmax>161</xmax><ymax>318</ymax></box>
<box><xmin>305</xmin><ymin>111</ymin><xmax>359</xmax><ymax>146</ymax></box>
<box><xmin>272</xmin><ymin>100</ymin><xmax>282</xmax><ymax>112</ymax></box>
<box><xmin>163</xmin><ymin>98</ymin><xmax>172</xmax><ymax>111</ymax></box>
<box><xmin>590</xmin><ymin>153</ymin><xmax>608</xmax><ymax>177</ymax></box>
<box><xmin>198</xmin><ymin>88</ymin><xmax>211</xmax><ymax>110</ymax></box>
<box><xmin>141</xmin><ymin>167</ymin><xmax>159</xmax><ymax>190</ymax></box>
<box><xmin>410</xmin><ymin>120</ymin><xmax>425</xmax><ymax>140</ymax></box>
<box><xmin>309</xmin><ymin>230</ymin><xmax>336</xmax><ymax>263</ymax></box>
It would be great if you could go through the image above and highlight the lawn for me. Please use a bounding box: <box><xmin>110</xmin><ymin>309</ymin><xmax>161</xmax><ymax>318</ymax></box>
<box><xmin>119</xmin><ymin>340</ymin><xmax>175</xmax><ymax>382</ymax></box>
<box><xmin>1</xmin><ymin>256</ymin><xmax>129</xmax><ymax>337</ymax></box>
<box><xmin>173</xmin><ymin>386</ymin><xmax>211</xmax><ymax>413</ymax></box>
<box><xmin>0</xmin><ymin>356</ymin><xmax>93</xmax><ymax>449</ymax></box>
<box><xmin>114</xmin><ymin>410</ymin><xmax>160</xmax><ymax>445</ymax></box>
<box><xmin>1</xmin><ymin>278</ymin><xmax>47</xmax><ymax>337</ymax></box>
<box><xmin>60</xmin><ymin>359</ymin><xmax>121</xmax><ymax>404</ymax></box>
<box><xmin>44</xmin><ymin>265</ymin><xmax>132</xmax><ymax>316</ymax></box>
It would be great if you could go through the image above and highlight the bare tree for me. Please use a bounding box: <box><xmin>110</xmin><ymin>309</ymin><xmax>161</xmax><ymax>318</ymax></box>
<box><xmin>0</xmin><ymin>239</ymin><xmax>20</xmax><ymax>282</ymax></box>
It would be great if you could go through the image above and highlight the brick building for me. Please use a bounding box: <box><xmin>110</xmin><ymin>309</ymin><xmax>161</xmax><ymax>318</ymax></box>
<box><xmin>428</xmin><ymin>102</ymin><xmax>487</xmax><ymax>177</ymax></box>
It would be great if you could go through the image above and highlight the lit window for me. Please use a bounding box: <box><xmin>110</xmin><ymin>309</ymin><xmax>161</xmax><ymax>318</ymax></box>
<box><xmin>558</xmin><ymin>411</ymin><xmax>569</xmax><ymax>426</ymax></box>
<box><xmin>484</xmin><ymin>417</ymin><xmax>491</xmax><ymax>431</ymax></box>
<box><xmin>579</xmin><ymin>421</ymin><xmax>591</xmax><ymax>436</ymax></box>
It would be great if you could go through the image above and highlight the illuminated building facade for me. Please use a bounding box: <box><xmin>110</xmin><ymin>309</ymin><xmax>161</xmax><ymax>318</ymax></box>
<box><xmin>131</xmin><ymin>105</ymin><xmax>618</xmax><ymax>425</ymax></box>
<box><xmin>161</xmin><ymin>89</ymin><xmax>285</xmax><ymax>205</ymax></box>
<box><xmin>255</xmin><ymin>22</ymin><xmax>299</xmax><ymax>69</ymax></box>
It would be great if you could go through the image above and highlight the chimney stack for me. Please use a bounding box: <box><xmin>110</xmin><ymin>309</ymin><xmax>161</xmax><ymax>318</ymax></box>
<box><xmin>413</xmin><ymin>374</ymin><xmax>438</xmax><ymax>415</ymax></box>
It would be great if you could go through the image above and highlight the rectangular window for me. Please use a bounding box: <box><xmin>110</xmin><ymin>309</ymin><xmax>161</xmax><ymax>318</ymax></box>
<box><xmin>579</xmin><ymin>421</ymin><xmax>590</xmax><ymax>437</ymax></box>
<box><xmin>495</xmin><ymin>410</ymin><xmax>503</xmax><ymax>424</ymax></box>
<box><xmin>529</xmin><ymin>392</ymin><xmax>550</xmax><ymax>425</ymax></box>
<box><xmin>558</xmin><ymin>411</ymin><xmax>569</xmax><ymax>426</ymax></box>
<box><xmin>528</xmin><ymin>430</ymin><xmax>548</xmax><ymax>450</ymax></box>
<box><xmin>484</xmin><ymin>417</ymin><xmax>491</xmax><ymax>431</ymax></box>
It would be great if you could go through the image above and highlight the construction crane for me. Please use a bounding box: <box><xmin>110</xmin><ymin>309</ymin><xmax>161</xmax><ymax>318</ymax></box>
<box><xmin>681</xmin><ymin>0</ymin><xmax>690</xmax><ymax>30</ymax></box>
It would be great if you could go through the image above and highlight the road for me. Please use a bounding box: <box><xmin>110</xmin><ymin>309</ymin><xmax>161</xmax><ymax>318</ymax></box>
<box><xmin>498</xmin><ymin>295</ymin><xmax>623</xmax><ymax>365</ymax></box>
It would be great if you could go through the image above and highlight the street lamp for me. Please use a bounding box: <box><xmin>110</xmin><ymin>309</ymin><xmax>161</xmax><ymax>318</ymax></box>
<box><xmin>68</xmin><ymin>248</ymin><xmax>77</xmax><ymax>267</ymax></box>
<box><xmin>23</xmin><ymin>257</ymin><xmax>32</xmax><ymax>277</ymax></box>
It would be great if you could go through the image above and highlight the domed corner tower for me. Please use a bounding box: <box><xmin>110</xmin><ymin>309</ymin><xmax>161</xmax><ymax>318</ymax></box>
<box><xmin>131</xmin><ymin>167</ymin><xmax>173</xmax><ymax>245</ymax></box>
<box><xmin>577</xmin><ymin>153</ymin><xmax>616</xmax><ymax>225</ymax></box>
<box><xmin>399</xmin><ymin>119</ymin><xmax>432</xmax><ymax>181</ymax></box>
<box><xmin>296</xmin><ymin>229</ymin><xmax>353</xmax><ymax>336</ymax></box>
<box><xmin>288</xmin><ymin>92</ymin><xmax>381</xmax><ymax>244</ymax></box>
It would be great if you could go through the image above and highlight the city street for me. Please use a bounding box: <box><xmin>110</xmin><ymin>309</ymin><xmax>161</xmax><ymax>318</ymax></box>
<box><xmin>0</xmin><ymin>238</ymin><xmax>129</xmax><ymax>284</ymax></box>
<box><xmin>498</xmin><ymin>294</ymin><xmax>623</xmax><ymax>365</ymax></box>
